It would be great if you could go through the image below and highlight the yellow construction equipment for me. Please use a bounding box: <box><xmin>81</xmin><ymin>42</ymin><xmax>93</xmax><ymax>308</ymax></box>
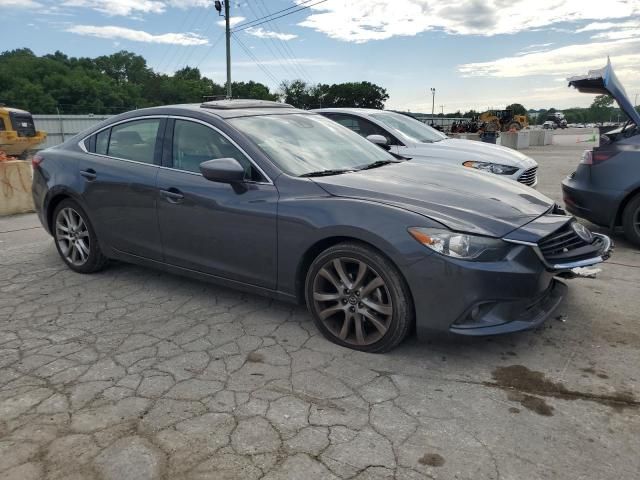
<box><xmin>0</xmin><ymin>105</ymin><xmax>46</xmax><ymax>158</ymax></box>
<box><xmin>479</xmin><ymin>109</ymin><xmax>529</xmax><ymax>132</ymax></box>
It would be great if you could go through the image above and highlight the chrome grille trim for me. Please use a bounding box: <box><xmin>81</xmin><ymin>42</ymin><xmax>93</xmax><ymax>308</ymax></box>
<box><xmin>517</xmin><ymin>166</ymin><xmax>538</xmax><ymax>186</ymax></box>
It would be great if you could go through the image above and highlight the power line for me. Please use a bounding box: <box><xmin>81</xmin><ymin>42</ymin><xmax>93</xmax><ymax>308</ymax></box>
<box><xmin>243</xmin><ymin>1</ymin><xmax>303</xmax><ymax>81</ymax></box>
<box><xmin>254</xmin><ymin>0</ymin><xmax>315</xmax><ymax>83</ymax></box>
<box><xmin>231</xmin><ymin>0</ymin><xmax>318</xmax><ymax>31</ymax></box>
<box><xmin>232</xmin><ymin>32</ymin><xmax>281</xmax><ymax>87</ymax></box>
<box><xmin>194</xmin><ymin>31</ymin><xmax>226</xmax><ymax>69</ymax></box>
<box><xmin>232</xmin><ymin>0</ymin><xmax>327</xmax><ymax>33</ymax></box>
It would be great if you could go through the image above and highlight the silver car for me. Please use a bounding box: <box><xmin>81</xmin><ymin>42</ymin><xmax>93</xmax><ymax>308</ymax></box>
<box><xmin>315</xmin><ymin>108</ymin><xmax>539</xmax><ymax>187</ymax></box>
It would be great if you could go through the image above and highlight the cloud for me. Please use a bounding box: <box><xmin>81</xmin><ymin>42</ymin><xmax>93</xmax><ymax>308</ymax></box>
<box><xmin>298</xmin><ymin>0</ymin><xmax>640</xmax><ymax>43</ymax></box>
<box><xmin>233</xmin><ymin>58</ymin><xmax>339</xmax><ymax>67</ymax></box>
<box><xmin>592</xmin><ymin>28</ymin><xmax>640</xmax><ymax>40</ymax></box>
<box><xmin>62</xmin><ymin>0</ymin><xmax>165</xmax><ymax>16</ymax></box>
<box><xmin>245</xmin><ymin>27</ymin><xmax>297</xmax><ymax>41</ymax></box>
<box><xmin>167</xmin><ymin>0</ymin><xmax>212</xmax><ymax>7</ymax></box>
<box><xmin>217</xmin><ymin>16</ymin><xmax>245</xmax><ymax>27</ymax></box>
<box><xmin>66</xmin><ymin>25</ymin><xmax>209</xmax><ymax>45</ymax></box>
<box><xmin>458</xmin><ymin>37</ymin><xmax>640</xmax><ymax>79</ymax></box>
<box><xmin>0</xmin><ymin>0</ymin><xmax>42</xmax><ymax>7</ymax></box>
<box><xmin>577</xmin><ymin>20</ymin><xmax>640</xmax><ymax>32</ymax></box>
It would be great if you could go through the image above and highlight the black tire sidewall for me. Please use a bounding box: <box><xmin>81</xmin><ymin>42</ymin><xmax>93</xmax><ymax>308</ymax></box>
<box><xmin>305</xmin><ymin>242</ymin><xmax>413</xmax><ymax>353</ymax></box>
<box><xmin>622</xmin><ymin>195</ymin><xmax>640</xmax><ymax>246</ymax></box>
<box><xmin>52</xmin><ymin>199</ymin><xmax>106</xmax><ymax>273</ymax></box>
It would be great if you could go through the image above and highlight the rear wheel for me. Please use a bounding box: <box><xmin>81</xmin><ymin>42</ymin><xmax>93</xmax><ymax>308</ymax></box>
<box><xmin>622</xmin><ymin>194</ymin><xmax>640</xmax><ymax>247</ymax></box>
<box><xmin>53</xmin><ymin>199</ymin><xmax>108</xmax><ymax>273</ymax></box>
<box><xmin>305</xmin><ymin>242</ymin><xmax>414</xmax><ymax>352</ymax></box>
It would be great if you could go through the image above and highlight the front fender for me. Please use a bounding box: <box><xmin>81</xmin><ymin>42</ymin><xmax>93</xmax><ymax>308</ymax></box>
<box><xmin>276</xmin><ymin>195</ymin><xmax>440</xmax><ymax>296</ymax></box>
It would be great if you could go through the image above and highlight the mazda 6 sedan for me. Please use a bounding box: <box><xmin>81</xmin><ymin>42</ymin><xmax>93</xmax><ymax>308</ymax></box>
<box><xmin>32</xmin><ymin>100</ymin><xmax>612</xmax><ymax>352</ymax></box>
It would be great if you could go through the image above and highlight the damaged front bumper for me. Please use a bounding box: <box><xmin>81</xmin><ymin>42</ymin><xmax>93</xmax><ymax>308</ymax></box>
<box><xmin>407</xmin><ymin>216</ymin><xmax>613</xmax><ymax>339</ymax></box>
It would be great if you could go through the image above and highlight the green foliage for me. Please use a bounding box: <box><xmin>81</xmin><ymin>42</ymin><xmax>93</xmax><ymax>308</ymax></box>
<box><xmin>280</xmin><ymin>79</ymin><xmax>389</xmax><ymax>109</ymax></box>
<box><xmin>506</xmin><ymin>103</ymin><xmax>527</xmax><ymax>116</ymax></box>
<box><xmin>0</xmin><ymin>49</ymin><xmax>277</xmax><ymax>114</ymax></box>
<box><xmin>591</xmin><ymin>94</ymin><xmax>614</xmax><ymax>109</ymax></box>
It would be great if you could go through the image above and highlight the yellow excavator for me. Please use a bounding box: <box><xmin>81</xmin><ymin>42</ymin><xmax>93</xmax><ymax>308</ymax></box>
<box><xmin>0</xmin><ymin>105</ymin><xmax>47</xmax><ymax>158</ymax></box>
<box><xmin>479</xmin><ymin>109</ymin><xmax>528</xmax><ymax>132</ymax></box>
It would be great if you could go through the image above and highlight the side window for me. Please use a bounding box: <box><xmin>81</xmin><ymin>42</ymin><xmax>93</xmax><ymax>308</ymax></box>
<box><xmin>172</xmin><ymin>120</ymin><xmax>262</xmax><ymax>181</ymax></box>
<box><xmin>95</xmin><ymin>129</ymin><xmax>110</xmax><ymax>155</ymax></box>
<box><xmin>326</xmin><ymin>114</ymin><xmax>397</xmax><ymax>145</ymax></box>
<box><xmin>0</xmin><ymin>117</ymin><xmax>5</xmax><ymax>131</ymax></box>
<box><xmin>107</xmin><ymin>119</ymin><xmax>161</xmax><ymax>164</ymax></box>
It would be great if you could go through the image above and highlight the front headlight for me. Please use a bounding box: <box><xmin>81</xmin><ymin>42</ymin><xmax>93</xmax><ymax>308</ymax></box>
<box><xmin>463</xmin><ymin>161</ymin><xmax>519</xmax><ymax>175</ymax></box>
<box><xmin>408</xmin><ymin>227</ymin><xmax>511</xmax><ymax>261</ymax></box>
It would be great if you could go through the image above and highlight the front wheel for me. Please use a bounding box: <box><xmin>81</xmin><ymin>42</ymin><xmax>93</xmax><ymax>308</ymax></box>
<box><xmin>305</xmin><ymin>242</ymin><xmax>414</xmax><ymax>353</ymax></box>
<box><xmin>622</xmin><ymin>194</ymin><xmax>640</xmax><ymax>247</ymax></box>
<box><xmin>53</xmin><ymin>199</ymin><xmax>108</xmax><ymax>273</ymax></box>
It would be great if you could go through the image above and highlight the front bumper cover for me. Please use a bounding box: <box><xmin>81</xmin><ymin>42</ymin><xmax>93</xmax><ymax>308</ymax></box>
<box><xmin>405</xmin><ymin>219</ymin><xmax>612</xmax><ymax>339</ymax></box>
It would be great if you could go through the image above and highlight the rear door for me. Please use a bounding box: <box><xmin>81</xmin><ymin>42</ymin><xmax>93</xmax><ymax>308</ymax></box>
<box><xmin>79</xmin><ymin>117</ymin><xmax>166</xmax><ymax>261</ymax></box>
<box><xmin>156</xmin><ymin>117</ymin><xmax>278</xmax><ymax>289</ymax></box>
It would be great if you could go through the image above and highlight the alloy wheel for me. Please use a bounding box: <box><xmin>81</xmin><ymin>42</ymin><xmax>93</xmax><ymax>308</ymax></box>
<box><xmin>55</xmin><ymin>207</ymin><xmax>90</xmax><ymax>267</ymax></box>
<box><xmin>312</xmin><ymin>257</ymin><xmax>393</xmax><ymax>346</ymax></box>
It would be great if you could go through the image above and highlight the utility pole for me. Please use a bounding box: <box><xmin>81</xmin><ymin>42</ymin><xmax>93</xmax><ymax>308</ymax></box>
<box><xmin>215</xmin><ymin>1</ymin><xmax>232</xmax><ymax>99</ymax></box>
<box><xmin>440</xmin><ymin>105</ymin><xmax>444</xmax><ymax>115</ymax></box>
<box><xmin>224</xmin><ymin>1</ymin><xmax>231</xmax><ymax>99</ymax></box>
<box><xmin>430</xmin><ymin>88</ymin><xmax>435</xmax><ymax>117</ymax></box>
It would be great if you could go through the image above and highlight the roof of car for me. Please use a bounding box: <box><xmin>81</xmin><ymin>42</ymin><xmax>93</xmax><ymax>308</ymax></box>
<box><xmin>312</xmin><ymin>108</ymin><xmax>389</xmax><ymax>116</ymax></box>
<box><xmin>124</xmin><ymin>100</ymin><xmax>304</xmax><ymax>120</ymax></box>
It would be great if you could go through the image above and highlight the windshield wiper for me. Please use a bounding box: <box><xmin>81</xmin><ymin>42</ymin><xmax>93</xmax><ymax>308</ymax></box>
<box><xmin>358</xmin><ymin>159</ymin><xmax>400</xmax><ymax>170</ymax></box>
<box><xmin>299</xmin><ymin>168</ymin><xmax>356</xmax><ymax>178</ymax></box>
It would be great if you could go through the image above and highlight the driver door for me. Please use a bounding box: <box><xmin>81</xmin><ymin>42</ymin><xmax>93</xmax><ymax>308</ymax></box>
<box><xmin>156</xmin><ymin>118</ymin><xmax>278</xmax><ymax>289</ymax></box>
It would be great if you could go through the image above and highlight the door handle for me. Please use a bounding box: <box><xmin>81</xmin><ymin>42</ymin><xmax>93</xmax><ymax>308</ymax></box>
<box><xmin>160</xmin><ymin>188</ymin><xmax>185</xmax><ymax>204</ymax></box>
<box><xmin>80</xmin><ymin>169</ymin><xmax>97</xmax><ymax>181</ymax></box>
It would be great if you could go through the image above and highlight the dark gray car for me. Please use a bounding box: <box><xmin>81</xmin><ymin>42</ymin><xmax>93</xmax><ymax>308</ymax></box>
<box><xmin>563</xmin><ymin>60</ymin><xmax>640</xmax><ymax>246</ymax></box>
<box><xmin>32</xmin><ymin>100</ymin><xmax>612</xmax><ymax>352</ymax></box>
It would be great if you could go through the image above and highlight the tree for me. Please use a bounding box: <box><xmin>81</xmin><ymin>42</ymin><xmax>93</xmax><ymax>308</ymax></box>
<box><xmin>0</xmin><ymin>49</ymin><xmax>278</xmax><ymax>114</ymax></box>
<box><xmin>506</xmin><ymin>103</ymin><xmax>527</xmax><ymax>116</ymax></box>
<box><xmin>591</xmin><ymin>94</ymin><xmax>614</xmax><ymax>109</ymax></box>
<box><xmin>280</xmin><ymin>79</ymin><xmax>389</xmax><ymax>110</ymax></box>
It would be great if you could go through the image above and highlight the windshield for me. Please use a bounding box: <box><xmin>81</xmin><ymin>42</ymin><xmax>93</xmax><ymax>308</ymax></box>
<box><xmin>229</xmin><ymin>113</ymin><xmax>394</xmax><ymax>177</ymax></box>
<box><xmin>369</xmin><ymin>112</ymin><xmax>447</xmax><ymax>143</ymax></box>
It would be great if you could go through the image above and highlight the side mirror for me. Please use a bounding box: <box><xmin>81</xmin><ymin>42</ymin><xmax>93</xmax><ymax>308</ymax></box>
<box><xmin>366</xmin><ymin>134</ymin><xmax>390</xmax><ymax>150</ymax></box>
<box><xmin>200</xmin><ymin>158</ymin><xmax>245</xmax><ymax>184</ymax></box>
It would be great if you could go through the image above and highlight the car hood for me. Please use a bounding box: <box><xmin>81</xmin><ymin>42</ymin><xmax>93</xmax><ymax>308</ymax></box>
<box><xmin>312</xmin><ymin>160</ymin><xmax>553</xmax><ymax>237</ymax></box>
<box><xmin>568</xmin><ymin>58</ymin><xmax>640</xmax><ymax>126</ymax></box>
<box><xmin>405</xmin><ymin>138</ymin><xmax>537</xmax><ymax>169</ymax></box>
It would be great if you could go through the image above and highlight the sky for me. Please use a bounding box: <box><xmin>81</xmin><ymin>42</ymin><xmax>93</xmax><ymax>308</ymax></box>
<box><xmin>2</xmin><ymin>0</ymin><xmax>640</xmax><ymax>112</ymax></box>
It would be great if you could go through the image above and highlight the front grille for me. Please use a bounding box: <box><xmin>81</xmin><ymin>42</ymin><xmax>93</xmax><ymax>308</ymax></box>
<box><xmin>538</xmin><ymin>221</ymin><xmax>601</xmax><ymax>263</ymax></box>
<box><xmin>518</xmin><ymin>166</ymin><xmax>538</xmax><ymax>186</ymax></box>
<box><xmin>10</xmin><ymin>113</ymin><xmax>37</xmax><ymax>137</ymax></box>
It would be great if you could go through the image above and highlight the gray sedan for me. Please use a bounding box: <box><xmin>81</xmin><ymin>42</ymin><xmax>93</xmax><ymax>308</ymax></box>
<box><xmin>32</xmin><ymin>100</ymin><xmax>611</xmax><ymax>352</ymax></box>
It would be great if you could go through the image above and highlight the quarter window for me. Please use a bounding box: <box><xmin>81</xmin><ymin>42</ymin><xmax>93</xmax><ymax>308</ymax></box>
<box><xmin>95</xmin><ymin>129</ymin><xmax>109</xmax><ymax>155</ymax></box>
<box><xmin>172</xmin><ymin>120</ymin><xmax>261</xmax><ymax>181</ymax></box>
<box><xmin>106</xmin><ymin>119</ymin><xmax>161</xmax><ymax>164</ymax></box>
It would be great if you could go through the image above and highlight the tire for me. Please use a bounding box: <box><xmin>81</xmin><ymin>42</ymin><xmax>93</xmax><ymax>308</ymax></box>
<box><xmin>622</xmin><ymin>194</ymin><xmax>640</xmax><ymax>247</ymax></box>
<box><xmin>508</xmin><ymin>122</ymin><xmax>522</xmax><ymax>131</ymax></box>
<box><xmin>52</xmin><ymin>199</ymin><xmax>108</xmax><ymax>273</ymax></box>
<box><xmin>305</xmin><ymin>242</ymin><xmax>414</xmax><ymax>353</ymax></box>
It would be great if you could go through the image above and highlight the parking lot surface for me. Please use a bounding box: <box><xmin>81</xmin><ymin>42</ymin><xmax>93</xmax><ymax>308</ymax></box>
<box><xmin>1</xmin><ymin>144</ymin><xmax>639</xmax><ymax>480</ymax></box>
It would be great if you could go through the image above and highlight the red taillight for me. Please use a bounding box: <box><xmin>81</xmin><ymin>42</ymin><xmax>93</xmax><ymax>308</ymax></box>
<box><xmin>31</xmin><ymin>154</ymin><xmax>44</xmax><ymax>169</ymax></box>
<box><xmin>592</xmin><ymin>151</ymin><xmax>615</xmax><ymax>164</ymax></box>
<box><xmin>581</xmin><ymin>149</ymin><xmax>615</xmax><ymax>165</ymax></box>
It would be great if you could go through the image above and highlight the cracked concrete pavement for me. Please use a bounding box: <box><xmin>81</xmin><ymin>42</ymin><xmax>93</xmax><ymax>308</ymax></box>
<box><xmin>0</xmin><ymin>144</ymin><xmax>639</xmax><ymax>479</ymax></box>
